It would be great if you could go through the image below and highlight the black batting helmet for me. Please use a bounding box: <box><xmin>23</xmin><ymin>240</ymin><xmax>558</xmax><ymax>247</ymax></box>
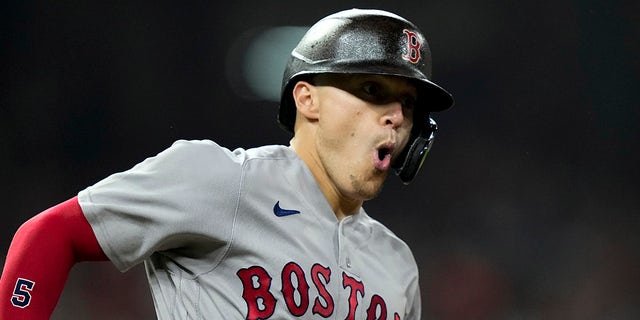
<box><xmin>279</xmin><ymin>8</ymin><xmax>454</xmax><ymax>184</ymax></box>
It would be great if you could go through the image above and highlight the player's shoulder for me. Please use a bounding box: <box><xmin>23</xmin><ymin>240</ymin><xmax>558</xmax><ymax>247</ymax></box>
<box><xmin>168</xmin><ymin>139</ymin><xmax>235</xmax><ymax>155</ymax></box>
<box><xmin>162</xmin><ymin>139</ymin><xmax>245</xmax><ymax>165</ymax></box>
<box><xmin>159</xmin><ymin>140</ymin><xmax>295</xmax><ymax>177</ymax></box>
<box><xmin>167</xmin><ymin>139</ymin><xmax>290</xmax><ymax>161</ymax></box>
<box><xmin>243</xmin><ymin>144</ymin><xmax>296</xmax><ymax>161</ymax></box>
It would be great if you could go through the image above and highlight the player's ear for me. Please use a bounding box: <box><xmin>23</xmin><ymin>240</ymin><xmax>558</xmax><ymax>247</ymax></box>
<box><xmin>292</xmin><ymin>80</ymin><xmax>319</xmax><ymax>121</ymax></box>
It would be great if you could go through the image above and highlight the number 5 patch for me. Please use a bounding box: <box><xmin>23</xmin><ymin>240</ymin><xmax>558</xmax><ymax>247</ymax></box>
<box><xmin>11</xmin><ymin>278</ymin><xmax>35</xmax><ymax>308</ymax></box>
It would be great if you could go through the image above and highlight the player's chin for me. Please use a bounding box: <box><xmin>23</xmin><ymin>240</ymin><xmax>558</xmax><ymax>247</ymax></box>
<box><xmin>361</xmin><ymin>182</ymin><xmax>386</xmax><ymax>200</ymax></box>
<box><xmin>350</xmin><ymin>171</ymin><xmax>388</xmax><ymax>200</ymax></box>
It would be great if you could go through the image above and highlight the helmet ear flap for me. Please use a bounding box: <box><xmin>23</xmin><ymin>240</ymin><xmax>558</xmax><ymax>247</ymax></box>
<box><xmin>395</xmin><ymin>116</ymin><xmax>438</xmax><ymax>184</ymax></box>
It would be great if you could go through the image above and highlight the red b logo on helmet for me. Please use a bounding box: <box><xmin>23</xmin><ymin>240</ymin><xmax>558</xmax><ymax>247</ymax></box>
<box><xmin>402</xmin><ymin>29</ymin><xmax>421</xmax><ymax>64</ymax></box>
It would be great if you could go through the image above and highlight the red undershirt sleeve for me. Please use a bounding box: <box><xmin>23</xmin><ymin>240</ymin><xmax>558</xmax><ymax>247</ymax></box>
<box><xmin>0</xmin><ymin>196</ymin><xmax>108</xmax><ymax>319</ymax></box>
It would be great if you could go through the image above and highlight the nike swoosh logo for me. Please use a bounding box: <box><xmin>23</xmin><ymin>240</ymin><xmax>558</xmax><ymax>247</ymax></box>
<box><xmin>273</xmin><ymin>201</ymin><xmax>301</xmax><ymax>217</ymax></box>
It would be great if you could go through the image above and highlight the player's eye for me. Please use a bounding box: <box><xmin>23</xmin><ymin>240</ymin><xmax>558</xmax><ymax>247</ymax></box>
<box><xmin>361</xmin><ymin>82</ymin><xmax>381</xmax><ymax>97</ymax></box>
<box><xmin>402</xmin><ymin>95</ymin><xmax>416</xmax><ymax>111</ymax></box>
<box><xmin>358</xmin><ymin>81</ymin><xmax>387</xmax><ymax>103</ymax></box>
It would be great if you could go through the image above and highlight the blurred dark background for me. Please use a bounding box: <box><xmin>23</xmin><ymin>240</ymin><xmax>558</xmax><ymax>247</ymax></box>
<box><xmin>2</xmin><ymin>1</ymin><xmax>638</xmax><ymax>319</ymax></box>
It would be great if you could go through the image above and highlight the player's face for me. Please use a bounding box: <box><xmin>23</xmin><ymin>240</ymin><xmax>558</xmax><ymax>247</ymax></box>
<box><xmin>312</xmin><ymin>74</ymin><xmax>416</xmax><ymax>201</ymax></box>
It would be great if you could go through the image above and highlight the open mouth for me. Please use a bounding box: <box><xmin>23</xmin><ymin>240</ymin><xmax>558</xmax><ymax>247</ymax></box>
<box><xmin>378</xmin><ymin>147</ymin><xmax>391</xmax><ymax>161</ymax></box>
<box><xmin>373</xmin><ymin>145</ymin><xmax>394</xmax><ymax>171</ymax></box>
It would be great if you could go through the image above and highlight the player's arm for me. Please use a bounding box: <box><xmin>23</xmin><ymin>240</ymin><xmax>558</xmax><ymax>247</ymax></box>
<box><xmin>0</xmin><ymin>196</ymin><xmax>108</xmax><ymax>319</ymax></box>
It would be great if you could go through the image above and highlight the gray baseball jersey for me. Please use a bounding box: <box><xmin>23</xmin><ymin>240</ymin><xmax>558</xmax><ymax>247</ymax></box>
<box><xmin>78</xmin><ymin>139</ymin><xmax>421</xmax><ymax>319</ymax></box>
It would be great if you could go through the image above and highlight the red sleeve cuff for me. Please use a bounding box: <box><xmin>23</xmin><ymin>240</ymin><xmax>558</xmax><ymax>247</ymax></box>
<box><xmin>0</xmin><ymin>196</ymin><xmax>107</xmax><ymax>319</ymax></box>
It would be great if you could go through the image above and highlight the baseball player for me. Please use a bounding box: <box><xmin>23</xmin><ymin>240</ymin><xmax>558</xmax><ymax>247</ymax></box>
<box><xmin>0</xmin><ymin>8</ymin><xmax>453</xmax><ymax>319</ymax></box>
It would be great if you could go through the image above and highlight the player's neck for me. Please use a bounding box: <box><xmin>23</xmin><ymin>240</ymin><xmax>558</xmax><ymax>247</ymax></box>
<box><xmin>289</xmin><ymin>138</ymin><xmax>362</xmax><ymax>222</ymax></box>
<box><xmin>316</xmin><ymin>178</ymin><xmax>363</xmax><ymax>222</ymax></box>
<box><xmin>332</xmin><ymin>198</ymin><xmax>362</xmax><ymax>221</ymax></box>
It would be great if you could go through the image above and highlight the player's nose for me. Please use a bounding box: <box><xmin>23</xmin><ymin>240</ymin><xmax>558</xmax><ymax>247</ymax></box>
<box><xmin>380</xmin><ymin>101</ymin><xmax>405</xmax><ymax>129</ymax></box>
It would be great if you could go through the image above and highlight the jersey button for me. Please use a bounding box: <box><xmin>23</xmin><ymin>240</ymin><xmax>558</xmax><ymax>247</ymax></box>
<box><xmin>346</xmin><ymin>257</ymin><xmax>352</xmax><ymax>268</ymax></box>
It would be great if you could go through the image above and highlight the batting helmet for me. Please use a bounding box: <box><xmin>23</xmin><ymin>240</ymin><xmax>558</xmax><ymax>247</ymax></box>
<box><xmin>279</xmin><ymin>8</ymin><xmax>454</xmax><ymax>184</ymax></box>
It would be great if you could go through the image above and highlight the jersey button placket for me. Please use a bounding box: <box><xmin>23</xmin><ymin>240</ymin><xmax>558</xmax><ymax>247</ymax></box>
<box><xmin>337</xmin><ymin>216</ymin><xmax>355</xmax><ymax>271</ymax></box>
